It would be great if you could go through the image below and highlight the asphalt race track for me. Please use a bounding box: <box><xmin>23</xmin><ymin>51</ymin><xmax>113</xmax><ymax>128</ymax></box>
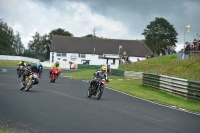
<box><xmin>0</xmin><ymin>67</ymin><xmax>200</xmax><ymax>133</ymax></box>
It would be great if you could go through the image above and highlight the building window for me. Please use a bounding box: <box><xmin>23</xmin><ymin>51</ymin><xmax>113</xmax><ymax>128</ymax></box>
<box><xmin>78</xmin><ymin>54</ymin><xmax>86</xmax><ymax>58</ymax></box>
<box><xmin>57</xmin><ymin>53</ymin><xmax>67</xmax><ymax>57</ymax></box>
<box><xmin>57</xmin><ymin>53</ymin><xmax>61</xmax><ymax>56</ymax></box>
<box><xmin>62</xmin><ymin>53</ymin><xmax>66</xmax><ymax>57</ymax></box>
<box><xmin>98</xmin><ymin>55</ymin><xmax>104</xmax><ymax>59</ymax></box>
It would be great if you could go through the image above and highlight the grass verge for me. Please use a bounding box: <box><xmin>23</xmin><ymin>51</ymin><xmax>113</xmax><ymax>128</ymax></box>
<box><xmin>0</xmin><ymin>60</ymin><xmax>35</xmax><ymax>67</ymax></box>
<box><xmin>62</xmin><ymin>69</ymin><xmax>200</xmax><ymax>113</ymax></box>
<box><xmin>0</xmin><ymin>60</ymin><xmax>21</xmax><ymax>67</ymax></box>
<box><xmin>0</xmin><ymin>129</ymin><xmax>9</xmax><ymax>133</ymax></box>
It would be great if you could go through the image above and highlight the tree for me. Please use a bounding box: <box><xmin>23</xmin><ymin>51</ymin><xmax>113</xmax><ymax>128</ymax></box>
<box><xmin>0</xmin><ymin>19</ymin><xmax>15</xmax><ymax>55</ymax></box>
<box><xmin>46</xmin><ymin>28</ymin><xmax>73</xmax><ymax>59</ymax></box>
<box><xmin>82</xmin><ymin>34</ymin><xmax>98</xmax><ymax>38</ymax></box>
<box><xmin>13</xmin><ymin>31</ymin><xmax>24</xmax><ymax>55</ymax></box>
<box><xmin>28</xmin><ymin>32</ymin><xmax>47</xmax><ymax>60</ymax></box>
<box><xmin>142</xmin><ymin>17</ymin><xmax>178</xmax><ymax>54</ymax></box>
<box><xmin>82</xmin><ymin>28</ymin><xmax>98</xmax><ymax>38</ymax></box>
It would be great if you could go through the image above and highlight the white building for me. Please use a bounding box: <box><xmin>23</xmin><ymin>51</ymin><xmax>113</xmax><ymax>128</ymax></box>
<box><xmin>50</xmin><ymin>36</ymin><xmax>152</xmax><ymax>69</ymax></box>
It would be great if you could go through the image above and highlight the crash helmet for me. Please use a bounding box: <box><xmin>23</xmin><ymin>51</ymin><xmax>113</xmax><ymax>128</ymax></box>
<box><xmin>26</xmin><ymin>63</ymin><xmax>31</xmax><ymax>69</ymax></box>
<box><xmin>101</xmin><ymin>65</ymin><xmax>106</xmax><ymax>72</ymax></box>
<box><xmin>55</xmin><ymin>61</ymin><xmax>59</xmax><ymax>67</ymax></box>
<box><xmin>36</xmin><ymin>62</ymin><xmax>40</xmax><ymax>68</ymax></box>
<box><xmin>27</xmin><ymin>62</ymin><xmax>31</xmax><ymax>66</ymax></box>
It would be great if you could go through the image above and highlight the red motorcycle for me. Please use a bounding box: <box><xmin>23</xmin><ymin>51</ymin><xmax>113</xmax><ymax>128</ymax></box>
<box><xmin>50</xmin><ymin>68</ymin><xmax>61</xmax><ymax>83</ymax></box>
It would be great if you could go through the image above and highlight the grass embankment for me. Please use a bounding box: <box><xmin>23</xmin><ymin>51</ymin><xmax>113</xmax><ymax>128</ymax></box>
<box><xmin>0</xmin><ymin>60</ymin><xmax>35</xmax><ymax>67</ymax></box>
<box><xmin>62</xmin><ymin>54</ymin><xmax>200</xmax><ymax>113</ymax></box>
<box><xmin>0</xmin><ymin>60</ymin><xmax>21</xmax><ymax>67</ymax></box>
<box><xmin>0</xmin><ymin>129</ymin><xmax>8</xmax><ymax>133</ymax></box>
<box><xmin>120</xmin><ymin>54</ymin><xmax>200</xmax><ymax>81</ymax></box>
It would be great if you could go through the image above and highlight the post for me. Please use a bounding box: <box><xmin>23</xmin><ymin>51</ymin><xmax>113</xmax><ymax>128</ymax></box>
<box><xmin>118</xmin><ymin>45</ymin><xmax>122</xmax><ymax>57</ymax></box>
<box><xmin>184</xmin><ymin>28</ymin><xmax>185</xmax><ymax>45</ymax></box>
<box><xmin>118</xmin><ymin>46</ymin><xmax>120</xmax><ymax>56</ymax></box>
<box><xmin>23</xmin><ymin>47</ymin><xmax>25</xmax><ymax>56</ymax></box>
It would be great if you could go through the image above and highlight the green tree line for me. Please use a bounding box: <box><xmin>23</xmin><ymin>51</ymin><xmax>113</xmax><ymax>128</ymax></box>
<box><xmin>0</xmin><ymin>19</ymin><xmax>24</xmax><ymax>55</ymax></box>
<box><xmin>0</xmin><ymin>17</ymin><xmax>179</xmax><ymax>60</ymax></box>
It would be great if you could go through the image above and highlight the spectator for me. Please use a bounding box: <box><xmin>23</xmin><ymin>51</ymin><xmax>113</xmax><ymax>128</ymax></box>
<box><xmin>122</xmin><ymin>55</ymin><xmax>125</xmax><ymax>64</ymax></box>
<box><xmin>195</xmin><ymin>42</ymin><xmax>199</xmax><ymax>51</ymax></box>
<box><xmin>191</xmin><ymin>39</ymin><xmax>197</xmax><ymax>51</ymax></box>
<box><xmin>137</xmin><ymin>58</ymin><xmax>140</xmax><ymax>62</ymax></box>
<box><xmin>161</xmin><ymin>48</ymin><xmax>165</xmax><ymax>55</ymax></box>
<box><xmin>119</xmin><ymin>55</ymin><xmax>122</xmax><ymax>64</ymax></box>
<box><xmin>126</xmin><ymin>55</ymin><xmax>129</xmax><ymax>64</ymax></box>
<box><xmin>198</xmin><ymin>40</ymin><xmax>200</xmax><ymax>51</ymax></box>
<box><xmin>184</xmin><ymin>42</ymin><xmax>190</xmax><ymax>59</ymax></box>
<box><xmin>160</xmin><ymin>51</ymin><xmax>163</xmax><ymax>56</ymax></box>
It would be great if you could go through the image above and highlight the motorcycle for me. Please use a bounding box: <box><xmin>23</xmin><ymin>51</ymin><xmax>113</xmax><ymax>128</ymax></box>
<box><xmin>50</xmin><ymin>68</ymin><xmax>61</xmax><ymax>83</ymax></box>
<box><xmin>20</xmin><ymin>69</ymin><xmax>39</xmax><ymax>92</ymax></box>
<box><xmin>17</xmin><ymin>65</ymin><xmax>25</xmax><ymax>78</ymax></box>
<box><xmin>87</xmin><ymin>78</ymin><xmax>107</xmax><ymax>99</ymax></box>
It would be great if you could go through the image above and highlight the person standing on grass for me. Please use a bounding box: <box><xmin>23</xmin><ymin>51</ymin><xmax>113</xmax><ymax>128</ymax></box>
<box><xmin>184</xmin><ymin>42</ymin><xmax>190</xmax><ymax>59</ymax></box>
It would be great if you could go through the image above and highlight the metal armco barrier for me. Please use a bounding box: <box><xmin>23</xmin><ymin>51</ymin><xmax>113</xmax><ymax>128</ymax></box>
<box><xmin>111</xmin><ymin>69</ymin><xmax>125</xmax><ymax>76</ymax></box>
<box><xmin>142</xmin><ymin>73</ymin><xmax>200</xmax><ymax>102</ymax></box>
<box><xmin>187</xmin><ymin>81</ymin><xmax>200</xmax><ymax>101</ymax></box>
<box><xmin>77</xmin><ymin>64</ymin><xmax>101</xmax><ymax>69</ymax></box>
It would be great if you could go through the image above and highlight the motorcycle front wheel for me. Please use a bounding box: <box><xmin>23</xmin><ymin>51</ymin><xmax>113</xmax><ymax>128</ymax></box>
<box><xmin>18</xmin><ymin>70</ymin><xmax>21</xmax><ymax>78</ymax></box>
<box><xmin>96</xmin><ymin>87</ymin><xmax>104</xmax><ymax>99</ymax></box>
<box><xmin>51</xmin><ymin>74</ymin><xmax>56</xmax><ymax>83</ymax></box>
<box><xmin>87</xmin><ymin>88</ymin><xmax>92</xmax><ymax>98</ymax></box>
<box><xmin>25</xmin><ymin>79</ymin><xmax>33</xmax><ymax>92</ymax></box>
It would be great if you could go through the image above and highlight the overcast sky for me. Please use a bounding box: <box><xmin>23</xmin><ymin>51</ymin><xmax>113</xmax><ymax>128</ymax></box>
<box><xmin>0</xmin><ymin>0</ymin><xmax>200</xmax><ymax>51</ymax></box>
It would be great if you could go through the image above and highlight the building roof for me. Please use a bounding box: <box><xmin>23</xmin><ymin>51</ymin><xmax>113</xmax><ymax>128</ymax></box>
<box><xmin>50</xmin><ymin>35</ymin><xmax>152</xmax><ymax>57</ymax></box>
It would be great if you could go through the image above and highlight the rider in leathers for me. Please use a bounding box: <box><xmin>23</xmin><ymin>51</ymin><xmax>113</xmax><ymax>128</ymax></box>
<box><xmin>21</xmin><ymin>64</ymin><xmax>39</xmax><ymax>87</ymax></box>
<box><xmin>49</xmin><ymin>61</ymin><xmax>61</xmax><ymax>78</ymax></box>
<box><xmin>89</xmin><ymin>66</ymin><xmax>109</xmax><ymax>90</ymax></box>
<box><xmin>17</xmin><ymin>61</ymin><xmax>26</xmax><ymax>74</ymax></box>
<box><xmin>36</xmin><ymin>62</ymin><xmax>43</xmax><ymax>78</ymax></box>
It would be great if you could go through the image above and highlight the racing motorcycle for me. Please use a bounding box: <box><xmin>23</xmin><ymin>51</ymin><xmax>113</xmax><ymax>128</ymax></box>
<box><xmin>20</xmin><ymin>69</ymin><xmax>39</xmax><ymax>92</ymax></box>
<box><xmin>50</xmin><ymin>68</ymin><xmax>61</xmax><ymax>83</ymax></box>
<box><xmin>87</xmin><ymin>78</ymin><xmax>107</xmax><ymax>99</ymax></box>
<box><xmin>17</xmin><ymin>65</ymin><xmax>25</xmax><ymax>78</ymax></box>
